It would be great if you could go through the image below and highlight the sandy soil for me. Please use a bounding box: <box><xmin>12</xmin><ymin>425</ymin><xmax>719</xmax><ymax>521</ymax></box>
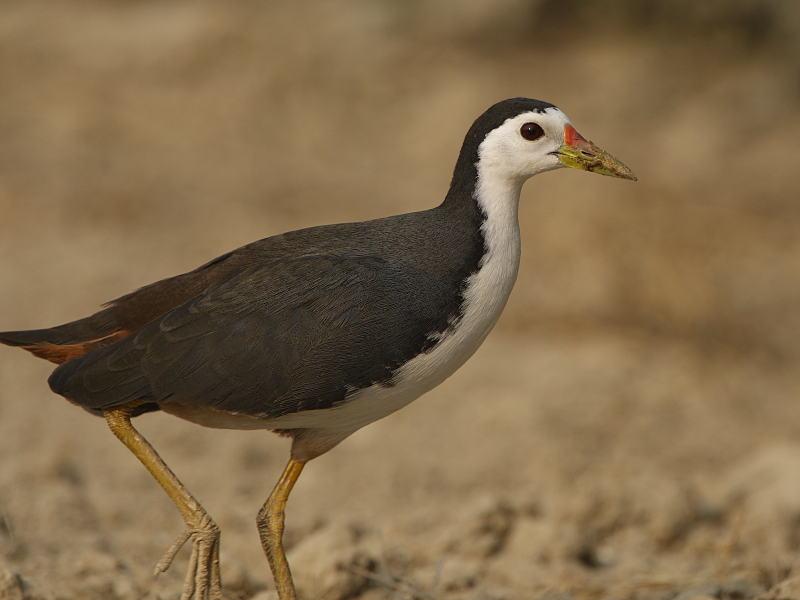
<box><xmin>2</xmin><ymin>2</ymin><xmax>800</xmax><ymax>599</ymax></box>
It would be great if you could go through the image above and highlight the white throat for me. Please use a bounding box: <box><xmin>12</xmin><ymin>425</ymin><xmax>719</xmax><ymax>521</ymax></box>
<box><xmin>474</xmin><ymin>161</ymin><xmax>524</xmax><ymax>278</ymax></box>
<box><xmin>469</xmin><ymin>159</ymin><xmax>524</xmax><ymax>340</ymax></box>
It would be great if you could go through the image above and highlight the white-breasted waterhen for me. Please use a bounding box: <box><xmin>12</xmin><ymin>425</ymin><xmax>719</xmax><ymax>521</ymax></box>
<box><xmin>0</xmin><ymin>98</ymin><xmax>635</xmax><ymax>599</ymax></box>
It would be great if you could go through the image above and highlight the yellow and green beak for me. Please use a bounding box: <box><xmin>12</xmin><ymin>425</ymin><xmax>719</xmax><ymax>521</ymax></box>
<box><xmin>554</xmin><ymin>124</ymin><xmax>636</xmax><ymax>180</ymax></box>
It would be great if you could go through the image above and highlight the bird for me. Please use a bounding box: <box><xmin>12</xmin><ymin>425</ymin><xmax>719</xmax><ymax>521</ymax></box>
<box><xmin>0</xmin><ymin>98</ymin><xmax>635</xmax><ymax>600</ymax></box>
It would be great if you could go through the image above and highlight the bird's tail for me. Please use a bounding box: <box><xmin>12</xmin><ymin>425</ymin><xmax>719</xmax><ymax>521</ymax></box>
<box><xmin>0</xmin><ymin>309</ymin><xmax>129</xmax><ymax>364</ymax></box>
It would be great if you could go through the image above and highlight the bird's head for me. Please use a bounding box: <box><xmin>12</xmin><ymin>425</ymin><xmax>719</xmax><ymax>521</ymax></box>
<box><xmin>473</xmin><ymin>98</ymin><xmax>636</xmax><ymax>184</ymax></box>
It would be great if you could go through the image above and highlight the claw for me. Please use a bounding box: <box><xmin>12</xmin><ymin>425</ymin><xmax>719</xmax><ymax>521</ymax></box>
<box><xmin>156</xmin><ymin>525</ymin><xmax>222</xmax><ymax>600</ymax></box>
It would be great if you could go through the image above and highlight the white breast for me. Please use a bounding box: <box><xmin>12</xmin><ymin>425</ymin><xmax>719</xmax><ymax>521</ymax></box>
<box><xmin>262</xmin><ymin>161</ymin><xmax>525</xmax><ymax>446</ymax></box>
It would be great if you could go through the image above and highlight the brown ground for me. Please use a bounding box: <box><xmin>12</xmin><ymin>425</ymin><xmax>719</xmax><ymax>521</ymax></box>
<box><xmin>3</xmin><ymin>2</ymin><xmax>800</xmax><ymax>599</ymax></box>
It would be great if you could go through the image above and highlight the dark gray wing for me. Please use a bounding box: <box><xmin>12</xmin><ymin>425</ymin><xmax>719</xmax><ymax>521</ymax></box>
<box><xmin>48</xmin><ymin>252</ymin><xmax>459</xmax><ymax>419</ymax></box>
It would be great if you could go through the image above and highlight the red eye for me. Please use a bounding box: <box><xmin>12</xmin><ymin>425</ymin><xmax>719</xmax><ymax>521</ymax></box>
<box><xmin>520</xmin><ymin>122</ymin><xmax>544</xmax><ymax>141</ymax></box>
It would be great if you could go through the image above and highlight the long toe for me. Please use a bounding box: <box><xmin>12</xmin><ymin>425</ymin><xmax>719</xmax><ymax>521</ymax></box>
<box><xmin>156</xmin><ymin>523</ymin><xmax>222</xmax><ymax>600</ymax></box>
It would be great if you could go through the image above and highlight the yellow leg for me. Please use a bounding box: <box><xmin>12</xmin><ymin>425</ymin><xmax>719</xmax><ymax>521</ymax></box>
<box><xmin>105</xmin><ymin>406</ymin><xmax>222</xmax><ymax>600</ymax></box>
<box><xmin>256</xmin><ymin>458</ymin><xmax>306</xmax><ymax>600</ymax></box>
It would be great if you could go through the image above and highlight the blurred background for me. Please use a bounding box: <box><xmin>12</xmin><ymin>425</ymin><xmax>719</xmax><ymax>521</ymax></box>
<box><xmin>2</xmin><ymin>1</ymin><xmax>800</xmax><ymax>599</ymax></box>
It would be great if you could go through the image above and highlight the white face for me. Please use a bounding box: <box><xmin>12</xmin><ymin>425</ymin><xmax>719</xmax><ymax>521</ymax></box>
<box><xmin>477</xmin><ymin>107</ymin><xmax>570</xmax><ymax>183</ymax></box>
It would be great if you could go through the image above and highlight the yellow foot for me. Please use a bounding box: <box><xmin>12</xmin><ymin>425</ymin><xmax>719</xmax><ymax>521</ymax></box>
<box><xmin>156</xmin><ymin>515</ymin><xmax>222</xmax><ymax>600</ymax></box>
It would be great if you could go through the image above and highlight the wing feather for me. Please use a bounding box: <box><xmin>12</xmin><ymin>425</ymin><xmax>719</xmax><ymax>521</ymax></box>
<box><xmin>49</xmin><ymin>253</ymin><xmax>453</xmax><ymax>420</ymax></box>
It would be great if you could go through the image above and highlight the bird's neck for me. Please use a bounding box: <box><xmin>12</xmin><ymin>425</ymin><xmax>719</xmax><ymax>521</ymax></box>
<box><xmin>473</xmin><ymin>166</ymin><xmax>523</xmax><ymax>266</ymax></box>
<box><xmin>442</xmin><ymin>149</ymin><xmax>523</xmax><ymax>233</ymax></box>
<box><xmin>440</xmin><ymin>155</ymin><xmax>524</xmax><ymax>279</ymax></box>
